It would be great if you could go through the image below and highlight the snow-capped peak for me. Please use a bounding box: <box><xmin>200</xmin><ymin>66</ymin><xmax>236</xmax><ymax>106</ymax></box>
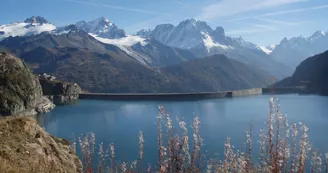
<box><xmin>177</xmin><ymin>18</ymin><xmax>212</xmax><ymax>32</ymax></box>
<box><xmin>75</xmin><ymin>17</ymin><xmax>126</xmax><ymax>39</ymax></box>
<box><xmin>309</xmin><ymin>30</ymin><xmax>326</xmax><ymax>40</ymax></box>
<box><xmin>259</xmin><ymin>44</ymin><xmax>276</xmax><ymax>54</ymax></box>
<box><xmin>24</xmin><ymin>16</ymin><xmax>49</xmax><ymax>24</ymax></box>
<box><xmin>0</xmin><ymin>16</ymin><xmax>56</xmax><ymax>40</ymax></box>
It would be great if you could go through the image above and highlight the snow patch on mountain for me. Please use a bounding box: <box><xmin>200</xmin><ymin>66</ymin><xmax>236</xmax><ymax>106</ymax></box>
<box><xmin>90</xmin><ymin>33</ymin><xmax>147</xmax><ymax>46</ymax></box>
<box><xmin>0</xmin><ymin>22</ymin><xmax>56</xmax><ymax>40</ymax></box>
<box><xmin>260</xmin><ymin>44</ymin><xmax>276</xmax><ymax>54</ymax></box>
<box><xmin>201</xmin><ymin>32</ymin><xmax>231</xmax><ymax>50</ymax></box>
<box><xmin>53</xmin><ymin>24</ymin><xmax>78</xmax><ymax>35</ymax></box>
<box><xmin>89</xmin><ymin>33</ymin><xmax>150</xmax><ymax>65</ymax></box>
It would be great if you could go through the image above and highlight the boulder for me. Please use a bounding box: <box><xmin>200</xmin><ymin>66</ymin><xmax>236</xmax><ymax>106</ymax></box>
<box><xmin>0</xmin><ymin>116</ymin><xmax>82</xmax><ymax>172</ymax></box>
<box><xmin>0</xmin><ymin>52</ymin><xmax>54</xmax><ymax>116</ymax></box>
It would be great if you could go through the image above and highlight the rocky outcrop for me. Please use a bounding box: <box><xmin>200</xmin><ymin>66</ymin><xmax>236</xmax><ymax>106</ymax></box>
<box><xmin>39</xmin><ymin>75</ymin><xmax>81</xmax><ymax>105</ymax></box>
<box><xmin>0</xmin><ymin>52</ymin><xmax>54</xmax><ymax>116</ymax></box>
<box><xmin>0</xmin><ymin>117</ymin><xmax>82</xmax><ymax>173</ymax></box>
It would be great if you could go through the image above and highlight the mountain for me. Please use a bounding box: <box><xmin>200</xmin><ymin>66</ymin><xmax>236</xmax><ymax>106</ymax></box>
<box><xmin>275</xmin><ymin>50</ymin><xmax>328</xmax><ymax>95</ymax></box>
<box><xmin>0</xmin><ymin>27</ymin><xmax>197</xmax><ymax>67</ymax></box>
<box><xmin>0</xmin><ymin>31</ymin><xmax>271</xmax><ymax>93</ymax></box>
<box><xmin>0</xmin><ymin>16</ymin><xmax>56</xmax><ymax>41</ymax></box>
<box><xmin>271</xmin><ymin>30</ymin><xmax>328</xmax><ymax>69</ymax></box>
<box><xmin>136</xmin><ymin>18</ymin><xmax>292</xmax><ymax>78</ymax></box>
<box><xmin>0</xmin><ymin>16</ymin><xmax>274</xmax><ymax>93</ymax></box>
<box><xmin>75</xmin><ymin>17</ymin><xmax>126</xmax><ymax>39</ymax></box>
<box><xmin>259</xmin><ymin>44</ymin><xmax>275</xmax><ymax>55</ymax></box>
<box><xmin>0</xmin><ymin>16</ymin><xmax>292</xmax><ymax>77</ymax></box>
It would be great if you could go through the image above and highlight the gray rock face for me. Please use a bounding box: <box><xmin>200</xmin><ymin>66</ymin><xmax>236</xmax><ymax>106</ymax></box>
<box><xmin>24</xmin><ymin>16</ymin><xmax>49</xmax><ymax>24</ymax></box>
<box><xmin>0</xmin><ymin>52</ymin><xmax>54</xmax><ymax>116</ymax></box>
<box><xmin>39</xmin><ymin>76</ymin><xmax>81</xmax><ymax>105</ymax></box>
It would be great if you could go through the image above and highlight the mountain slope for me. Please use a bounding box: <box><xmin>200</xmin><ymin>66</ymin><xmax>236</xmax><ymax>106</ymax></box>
<box><xmin>85</xmin><ymin>32</ymin><xmax>198</xmax><ymax>67</ymax></box>
<box><xmin>275</xmin><ymin>50</ymin><xmax>328</xmax><ymax>95</ymax></box>
<box><xmin>3</xmin><ymin>46</ymin><xmax>272</xmax><ymax>93</ymax></box>
<box><xmin>161</xmin><ymin>54</ymin><xmax>272</xmax><ymax>92</ymax></box>
<box><xmin>271</xmin><ymin>30</ymin><xmax>328</xmax><ymax>69</ymax></box>
<box><xmin>0</xmin><ymin>30</ymin><xmax>119</xmax><ymax>53</ymax></box>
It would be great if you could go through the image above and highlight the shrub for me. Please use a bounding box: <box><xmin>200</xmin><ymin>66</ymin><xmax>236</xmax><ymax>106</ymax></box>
<box><xmin>73</xmin><ymin>96</ymin><xmax>328</xmax><ymax>173</ymax></box>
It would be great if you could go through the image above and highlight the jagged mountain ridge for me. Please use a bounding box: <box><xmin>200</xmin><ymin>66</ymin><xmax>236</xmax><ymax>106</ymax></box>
<box><xmin>136</xmin><ymin>19</ymin><xmax>259</xmax><ymax>51</ymax></box>
<box><xmin>271</xmin><ymin>30</ymin><xmax>328</xmax><ymax>69</ymax></box>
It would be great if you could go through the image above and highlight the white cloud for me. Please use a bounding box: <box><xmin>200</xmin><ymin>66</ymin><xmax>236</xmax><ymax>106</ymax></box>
<box><xmin>198</xmin><ymin>0</ymin><xmax>306</xmax><ymax>19</ymax></box>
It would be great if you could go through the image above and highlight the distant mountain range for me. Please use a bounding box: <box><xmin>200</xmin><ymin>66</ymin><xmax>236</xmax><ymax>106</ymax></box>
<box><xmin>135</xmin><ymin>18</ymin><xmax>292</xmax><ymax>78</ymax></box>
<box><xmin>0</xmin><ymin>17</ymin><xmax>272</xmax><ymax>92</ymax></box>
<box><xmin>2</xmin><ymin>16</ymin><xmax>325</xmax><ymax>93</ymax></box>
<box><xmin>270</xmin><ymin>31</ymin><xmax>328</xmax><ymax>69</ymax></box>
<box><xmin>0</xmin><ymin>16</ymin><xmax>293</xmax><ymax>77</ymax></box>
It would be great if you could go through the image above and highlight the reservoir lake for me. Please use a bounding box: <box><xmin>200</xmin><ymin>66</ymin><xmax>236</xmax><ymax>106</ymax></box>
<box><xmin>35</xmin><ymin>94</ymin><xmax>328</xmax><ymax>166</ymax></box>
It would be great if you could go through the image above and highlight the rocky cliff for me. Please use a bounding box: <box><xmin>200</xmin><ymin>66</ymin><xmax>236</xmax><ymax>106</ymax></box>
<box><xmin>0</xmin><ymin>52</ymin><xmax>54</xmax><ymax>116</ymax></box>
<box><xmin>39</xmin><ymin>75</ymin><xmax>81</xmax><ymax>105</ymax></box>
<box><xmin>0</xmin><ymin>116</ymin><xmax>82</xmax><ymax>172</ymax></box>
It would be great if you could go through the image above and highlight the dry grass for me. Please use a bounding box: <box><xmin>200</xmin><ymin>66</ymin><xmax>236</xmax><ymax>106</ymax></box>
<box><xmin>0</xmin><ymin>116</ymin><xmax>82</xmax><ymax>173</ymax></box>
<box><xmin>74</xmin><ymin>96</ymin><xmax>328</xmax><ymax>173</ymax></box>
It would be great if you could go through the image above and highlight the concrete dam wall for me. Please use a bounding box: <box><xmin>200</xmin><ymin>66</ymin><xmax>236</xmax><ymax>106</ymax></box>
<box><xmin>79</xmin><ymin>88</ymin><xmax>263</xmax><ymax>101</ymax></box>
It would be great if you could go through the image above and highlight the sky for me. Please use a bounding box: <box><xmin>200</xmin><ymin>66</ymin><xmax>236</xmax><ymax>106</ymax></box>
<box><xmin>1</xmin><ymin>0</ymin><xmax>328</xmax><ymax>45</ymax></box>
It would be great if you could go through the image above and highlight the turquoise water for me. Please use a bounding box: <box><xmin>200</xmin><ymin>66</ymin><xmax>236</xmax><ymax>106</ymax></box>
<box><xmin>35</xmin><ymin>94</ymin><xmax>328</xmax><ymax>166</ymax></box>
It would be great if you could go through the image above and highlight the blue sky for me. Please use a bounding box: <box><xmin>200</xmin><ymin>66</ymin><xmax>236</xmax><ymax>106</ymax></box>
<box><xmin>1</xmin><ymin>0</ymin><xmax>328</xmax><ymax>45</ymax></box>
